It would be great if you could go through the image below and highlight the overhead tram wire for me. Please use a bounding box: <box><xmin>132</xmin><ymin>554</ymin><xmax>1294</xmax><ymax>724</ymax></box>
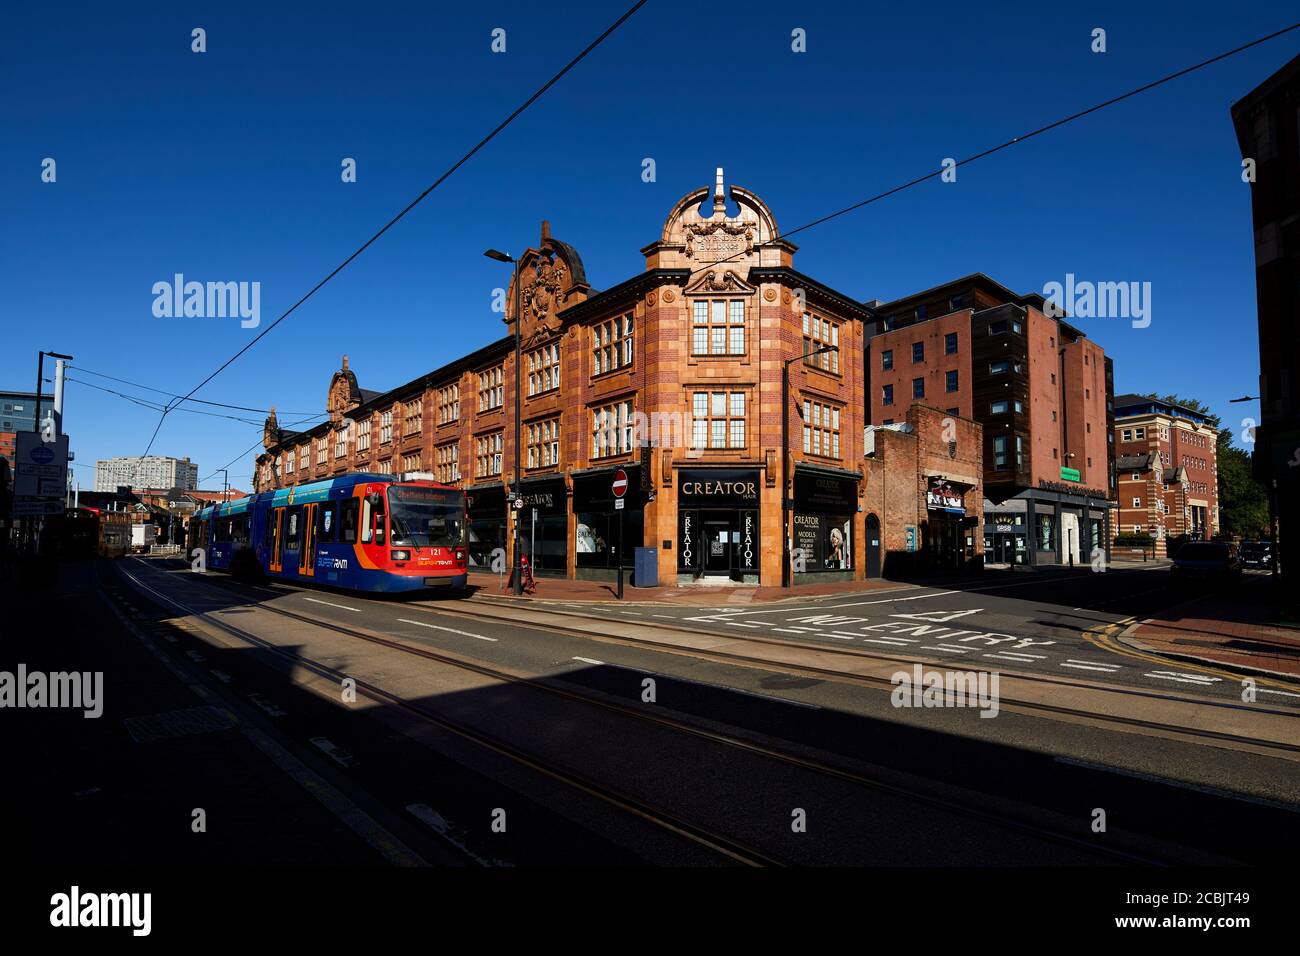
<box><xmin>199</xmin><ymin>411</ymin><xmax>331</xmax><ymax>488</ymax></box>
<box><xmin>135</xmin><ymin>0</ymin><xmax>651</xmax><ymax>464</ymax></box>
<box><xmin>686</xmin><ymin>20</ymin><xmax>1300</xmax><ymax>282</ymax></box>
<box><xmin>68</xmin><ymin>364</ymin><xmax>317</xmax><ymax>416</ymax></box>
<box><xmin>66</xmin><ymin>377</ymin><xmax>279</xmax><ymax>426</ymax></box>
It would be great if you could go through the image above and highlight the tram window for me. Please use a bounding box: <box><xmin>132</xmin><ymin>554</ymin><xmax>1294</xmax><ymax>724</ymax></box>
<box><xmin>361</xmin><ymin>498</ymin><xmax>372</xmax><ymax>543</ymax></box>
<box><xmin>372</xmin><ymin>494</ymin><xmax>387</xmax><ymax>546</ymax></box>
<box><xmin>340</xmin><ymin>499</ymin><xmax>359</xmax><ymax>543</ymax></box>
<box><xmin>318</xmin><ymin>504</ymin><xmax>336</xmax><ymax>543</ymax></box>
<box><xmin>233</xmin><ymin>515</ymin><xmax>251</xmax><ymax>546</ymax></box>
<box><xmin>286</xmin><ymin>508</ymin><xmax>301</xmax><ymax>551</ymax></box>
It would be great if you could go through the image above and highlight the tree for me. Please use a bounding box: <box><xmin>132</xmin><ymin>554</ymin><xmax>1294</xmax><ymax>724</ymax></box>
<box><xmin>1217</xmin><ymin>427</ymin><xmax>1270</xmax><ymax>539</ymax></box>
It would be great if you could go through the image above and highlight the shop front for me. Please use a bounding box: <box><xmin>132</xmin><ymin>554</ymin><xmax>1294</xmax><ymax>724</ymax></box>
<box><xmin>677</xmin><ymin>468</ymin><xmax>761</xmax><ymax>584</ymax></box>
<box><xmin>517</xmin><ymin>476</ymin><xmax>567</xmax><ymax>576</ymax></box>
<box><xmin>924</xmin><ymin>477</ymin><xmax>977</xmax><ymax>569</ymax></box>
<box><xmin>573</xmin><ymin>465</ymin><xmax>645</xmax><ymax>581</ymax></box>
<box><xmin>792</xmin><ymin>469</ymin><xmax>858</xmax><ymax>583</ymax></box>
<box><xmin>465</xmin><ymin>483</ymin><xmax>506</xmax><ymax>571</ymax></box>
<box><xmin>984</xmin><ymin>509</ymin><xmax>1028</xmax><ymax>565</ymax></box>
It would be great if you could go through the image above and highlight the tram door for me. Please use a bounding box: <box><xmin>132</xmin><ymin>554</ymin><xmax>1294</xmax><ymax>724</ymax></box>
<box><xmin>269</xmin><ymin>507</ymin><xmax>285</xmax><ymax>573</ymax></box>
<box><xmin>300</xmin><ymin>503</ymin><xmax>317</xmax><ymax>577</ymax></box>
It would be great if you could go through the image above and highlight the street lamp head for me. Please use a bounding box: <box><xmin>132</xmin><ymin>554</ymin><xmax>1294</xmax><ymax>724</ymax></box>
<box><xmin>45</xmin><ymin>351</ymin><xmax>74</xmax><ymax>361</ymax></box>
<box><xmin>483</xmin><ymin>249</ymin><xmax>514</xmax><ymax>264</ymax></box>
<box><xmin>1229</xmin><ymin>395</ymin><xmax>1259</xmax><ymax>403</ymax></box>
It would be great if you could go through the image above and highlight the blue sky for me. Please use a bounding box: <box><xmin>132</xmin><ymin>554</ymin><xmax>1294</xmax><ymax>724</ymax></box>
<box><xmin>3</xmin><ymin>1</ymin><xmax>1295</xmax><ymax>487</ymax></box>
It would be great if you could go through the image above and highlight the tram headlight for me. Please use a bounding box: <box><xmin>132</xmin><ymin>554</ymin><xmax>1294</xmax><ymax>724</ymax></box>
<box><xmin>391</xmin><ymin>549</ymin><xmax>411</xmax><ymax>561</ymax></box>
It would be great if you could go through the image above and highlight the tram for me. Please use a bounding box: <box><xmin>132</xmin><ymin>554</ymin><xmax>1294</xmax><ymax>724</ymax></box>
<box><xmin>188</xmin><ymin>474</ymin><xmax>468</xmax><ymax>593</ymax></box>
<box><xmin>62</xmin><ymin>507</ymin><xmax>131</xmax><ymax>559</ymax></box>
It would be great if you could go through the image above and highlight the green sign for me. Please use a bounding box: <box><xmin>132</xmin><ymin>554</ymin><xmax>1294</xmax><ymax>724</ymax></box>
<box><xmin>1060</xmin><ymin>467</ymin><xmax>1081</xmax><ymax>482</ymax></box>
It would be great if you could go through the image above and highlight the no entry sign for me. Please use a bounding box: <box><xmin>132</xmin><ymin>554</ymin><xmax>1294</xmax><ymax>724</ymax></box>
<box><xmin>611</xmin><ymin>468</ymin><xmax>628</xmax><ymax>498</ymax></box>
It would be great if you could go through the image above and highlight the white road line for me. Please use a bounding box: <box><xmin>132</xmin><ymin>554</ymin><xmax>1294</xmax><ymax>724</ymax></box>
<box><xmin>1145</xmin><ymin>671</ymin><xmax>1222</xmax><ymax>685</ymax></box>
<box><xmin>304</xmin><ymin>597</ymin><xmax>361</xmax><ymax>613</ymax></box>
<box><xmin>772</xmin><ymin>627</ymin><xmax>805</xmax><ymax>634</ymax></box>
<box><xmin>572</xmin><ymin>656</ymin><xmax>605</xmax><ymax>665</ymax></box>
<box><xmin>397</xmin><ymin>618</ymin><xmax>499</xmax><ymax>642</ymax></box>
<box><xmin>723</xmin><ymin>621</ymin><xmax>760</xmax><ymax>628</ymax></box>
<box><xmin>929</xmin><ymin>646</ymin><xmax>968</xmax><ymax>653</ymax></box>
<box><xmin>825</xmin><ymin>635</ymin><xmax>855</xmax><ymax>641</ymax></box>
<box><xmin>989</xmin><ymin>652</ymin><xmax>1046</xmax><ymax>660</ymax></box>
<box><xmin>986</xmin><ymin>653</ymin><xmax>1042</xmax><ymax>663</ymax></box>
<box><xmin>1060</xmin><ymin>662</ymin><xmax>1119</xmax><ymax>673</ymax></box>
<box><xmin>934</xmin><ymin>644</ymin><xmax>973</xmax><ymax>652</ymax></box>
<box><xmin>1066</xmin><ymin>658</ymin><xmax>1120</xmax><ymax>667</ymax></box>
<box><xmin>862</xmin><ymin>638</ymin><xmax>910</xmax><ymax>646</ymax></box>
<box><xmin>1259</xmin><ymin>687</ymin><xmax>1300</xmax><ymax>699</ymax></box>
<box><xmin>829</xmin><ymin>631</ymin><xmax>865</xmax><ymax>639</ymax></box>
<box><xmin>651</xmin><ymin>614</ymin><xmax>676</xmax><ymax>619</ymax></box>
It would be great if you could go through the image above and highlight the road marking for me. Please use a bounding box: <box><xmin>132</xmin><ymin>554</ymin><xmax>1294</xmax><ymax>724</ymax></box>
<box><xmin>930</xmin><ymin>646</ymin><xmax>969</xmax><ymax>653</ymax></box>
<box><xmin>398</xmin><ymin>618</ymin><xmax>499</xmax><ymax>642</ymax></box>
<box><xmin>1259</xmin><ymin>687</ymin><xmax>1300</xmax><ymax>699</ymax></box>
<box><xmin>1060</xmin><ymin>661</ymin><xmax>1120</xmax><ymax>673</ymax></box>
<box><xmin>772</xmin><ymin>627</ymin><xmax>805</xmax><ymax>634</ymax></box>
<box><xmin>407</xmin><ymin>803</ymin><xmax>505</xmax><ymax>867</ymax></box>
<box><xmin>723</xmin><ymin>621</ymin><xmax>760</xmax><ymax>628</ymax></box>
<box><xmin>651</xmin><ymin>614</ymin><xmax>676</xmax><ymax>619</ymax></box>
<box><xmin>572</xmin><ymin>656</ymin><xmax>605</xmax><ymax>665</ymax></box>
<box><xmin>862</xmin><ymin>638</ymin><xmax>911</xmax><ymax>646</ymax></box>
<box><xmin>304</xmin><ymin>597</ymin><xmax>361</xmax><ymax>613</ymax></box>
<box><xmin>1145</xmin><ymin>670</ymin><xmax>1223</xmax><ymax>686</ymax></box>
<box><xmin>309</xmin><ymin>736</ymin><xmax>358</xmax><ymax>768</ymax></box>
<box><xmin>986</xmin><ymin>653</ymin><xmax>1042</xmax><ymax>663</ymax></box>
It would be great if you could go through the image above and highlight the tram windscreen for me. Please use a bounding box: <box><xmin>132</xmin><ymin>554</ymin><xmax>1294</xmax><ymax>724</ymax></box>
<box><xmin>387</xmin><ymin>486</ymin><xmax>465</xmax><ymax>549</ymax></box>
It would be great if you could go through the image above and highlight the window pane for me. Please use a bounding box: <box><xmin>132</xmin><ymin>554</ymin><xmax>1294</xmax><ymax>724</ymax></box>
<box><xmin>711</xmin><ymin>392</ymin><xmax>726</xmax><ymax>416</ymax></box>
<box><xmin>729</xmin><ymin>327</ymin><xmax>744</xmax><ymax>354</ymax></box>
<box><xmin>729</xmin><ymin>393</ymin><xmax>744</xmax><ymax>417</ymax></box>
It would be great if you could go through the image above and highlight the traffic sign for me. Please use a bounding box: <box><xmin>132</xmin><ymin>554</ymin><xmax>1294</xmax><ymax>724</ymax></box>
<box><xmin>614</xmin><ymin>498</ymin><xmax>625</xmax><ymax>510</ymax></box>
<box><xmin>513</xmin><ymin>497</ymin><xmax>524</xmax><ymax>510</ymax></box>
<box><xmin>13</xmin><ymin>499</ymin><xmax>64</xmax><ymax>516</ymax></box>
<box><xmin>612</xmin><ymin>468</ymin><xmax>628</xmax><ymax>498</ymax></box>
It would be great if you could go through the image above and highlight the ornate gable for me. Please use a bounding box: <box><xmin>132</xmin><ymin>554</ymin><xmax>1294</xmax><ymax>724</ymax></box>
<box><xmin>506</xmin><ymin>221</ymin><xmax>590</xmax><ymax>344</ymax></box>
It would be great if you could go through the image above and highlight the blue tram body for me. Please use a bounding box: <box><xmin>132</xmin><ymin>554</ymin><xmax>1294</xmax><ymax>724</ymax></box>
<box><xmin>188</xmin><ymin>474</ymin><xmax>468</xmax><ymax>593</ymax></box>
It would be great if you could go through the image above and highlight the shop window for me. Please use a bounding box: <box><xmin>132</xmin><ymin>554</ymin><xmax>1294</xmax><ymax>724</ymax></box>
<box><xmin>1036</xmin><ymin>514</ymin><xmax>1056</xmax><ymax>550</ymax></box>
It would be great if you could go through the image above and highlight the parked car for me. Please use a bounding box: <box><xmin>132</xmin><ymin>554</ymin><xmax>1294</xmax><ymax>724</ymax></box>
<box><xmin>1171</xmin><ymin>541</ymin><xmax>1241</xmax><ymax>579</ymax></box>
<box><xmin>1238</xmin><ymin>540</ymin><xmax>1273</xmax><ymax>570</ymax></box>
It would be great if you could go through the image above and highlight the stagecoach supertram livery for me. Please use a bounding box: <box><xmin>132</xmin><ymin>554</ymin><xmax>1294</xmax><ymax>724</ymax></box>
<box><xmin>188</xmin><ymin>474</ymin><xmax>468</xmax><ymax>593</ymax></box>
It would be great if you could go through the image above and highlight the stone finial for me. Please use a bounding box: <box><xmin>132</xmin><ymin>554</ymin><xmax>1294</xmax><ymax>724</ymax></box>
<box><xmin>342</xmin><ymin>354</ymin><xmax>348</xmax><ymax>370</ymax></box>
<box><xmin>713</xmin><ymin>167</ymin><xmax>726</xmax><ymax>213</ymax></box>
<box><xmin>540</xmin><ymin>219</ymin><xmax>551</xmax><ymax>243</ymax></box>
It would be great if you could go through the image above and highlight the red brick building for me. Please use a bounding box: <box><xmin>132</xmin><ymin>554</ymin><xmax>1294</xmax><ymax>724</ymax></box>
<box><xmin>255</xmin><ymin>171</ymin><xmax>982</xmax><ymax>585</ymax></box>
<box><xmin>867</xmin><ymin>274</ymin><xmax>1116</xmax><ymax>566</ymax></box>
<box><xmin>1113</xmin><ymin>394</ymin><xmax>1219</xmax><ymax>552</ymax></box>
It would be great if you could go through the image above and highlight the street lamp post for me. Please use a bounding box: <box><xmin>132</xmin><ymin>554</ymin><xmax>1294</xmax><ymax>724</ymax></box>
<box><xmin>30</xmin><ymin>350</ymin><xmax>74</xmax><ymax>558</ymax></box>
<box><xmin>782</xmin><ymin>344</ymin><xmax>838</xmax><ymax>588</ymax></box>
<box><xmin>1229</xmin><ymin>394</ymin><xmax>1277</xmax><ymax>575</ymax></box>
<box><xmin>485</xmin><ymin>248</ymin><xmax>524</xmax><ymax>595</ymax></box>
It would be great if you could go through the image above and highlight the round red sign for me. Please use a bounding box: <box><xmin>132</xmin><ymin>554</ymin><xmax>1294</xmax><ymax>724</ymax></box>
<box><xmin>612</xmin><ymin>468</ymin><xmax>628</xmax><ymax>498</ymax></box>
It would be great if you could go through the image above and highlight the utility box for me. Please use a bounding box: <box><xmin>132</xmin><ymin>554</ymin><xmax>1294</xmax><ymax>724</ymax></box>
<box><xmin>633</xmin><ymin>547</ymin><xmax>658</xmax><ymax>588</ymax></box>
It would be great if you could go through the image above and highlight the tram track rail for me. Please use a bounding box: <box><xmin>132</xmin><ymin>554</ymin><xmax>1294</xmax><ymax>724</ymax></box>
<box><xmin>428</xmin><ymin>596</ymin><xmax>1300</xmax><ymax>757</ymax></box>
<box><xmin>116</xmin><ymin>558</ymin><xmax>1240</xmax><ymax>866</ymax></box>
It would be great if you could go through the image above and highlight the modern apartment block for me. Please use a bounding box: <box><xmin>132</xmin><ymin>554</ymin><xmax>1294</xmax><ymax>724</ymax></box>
<box><xmin>95</xmin><ymin>455</ymin><xmax>199</xmax><ymax>492</ymax></box>
<box><xmin>1113</xmin><ymin>394</ymin><xmax>1220</xmax><ymax>550</ymax></box>
<box><xmin>1231</xmin><ymin>52</ymin><xmax>1300</xmax><ymax>578</ymax></box>
<box><xmin>866</xmin><ymin>274</ymin><xmax>1116</xmax><ymax>567</ymax></box>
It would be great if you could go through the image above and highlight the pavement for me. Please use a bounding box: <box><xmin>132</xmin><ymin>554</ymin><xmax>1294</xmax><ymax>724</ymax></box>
<box><xmin>1124</xmin><ymin>573</ymin><xmax>1300</xmax><ymax>679</ymax></box>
